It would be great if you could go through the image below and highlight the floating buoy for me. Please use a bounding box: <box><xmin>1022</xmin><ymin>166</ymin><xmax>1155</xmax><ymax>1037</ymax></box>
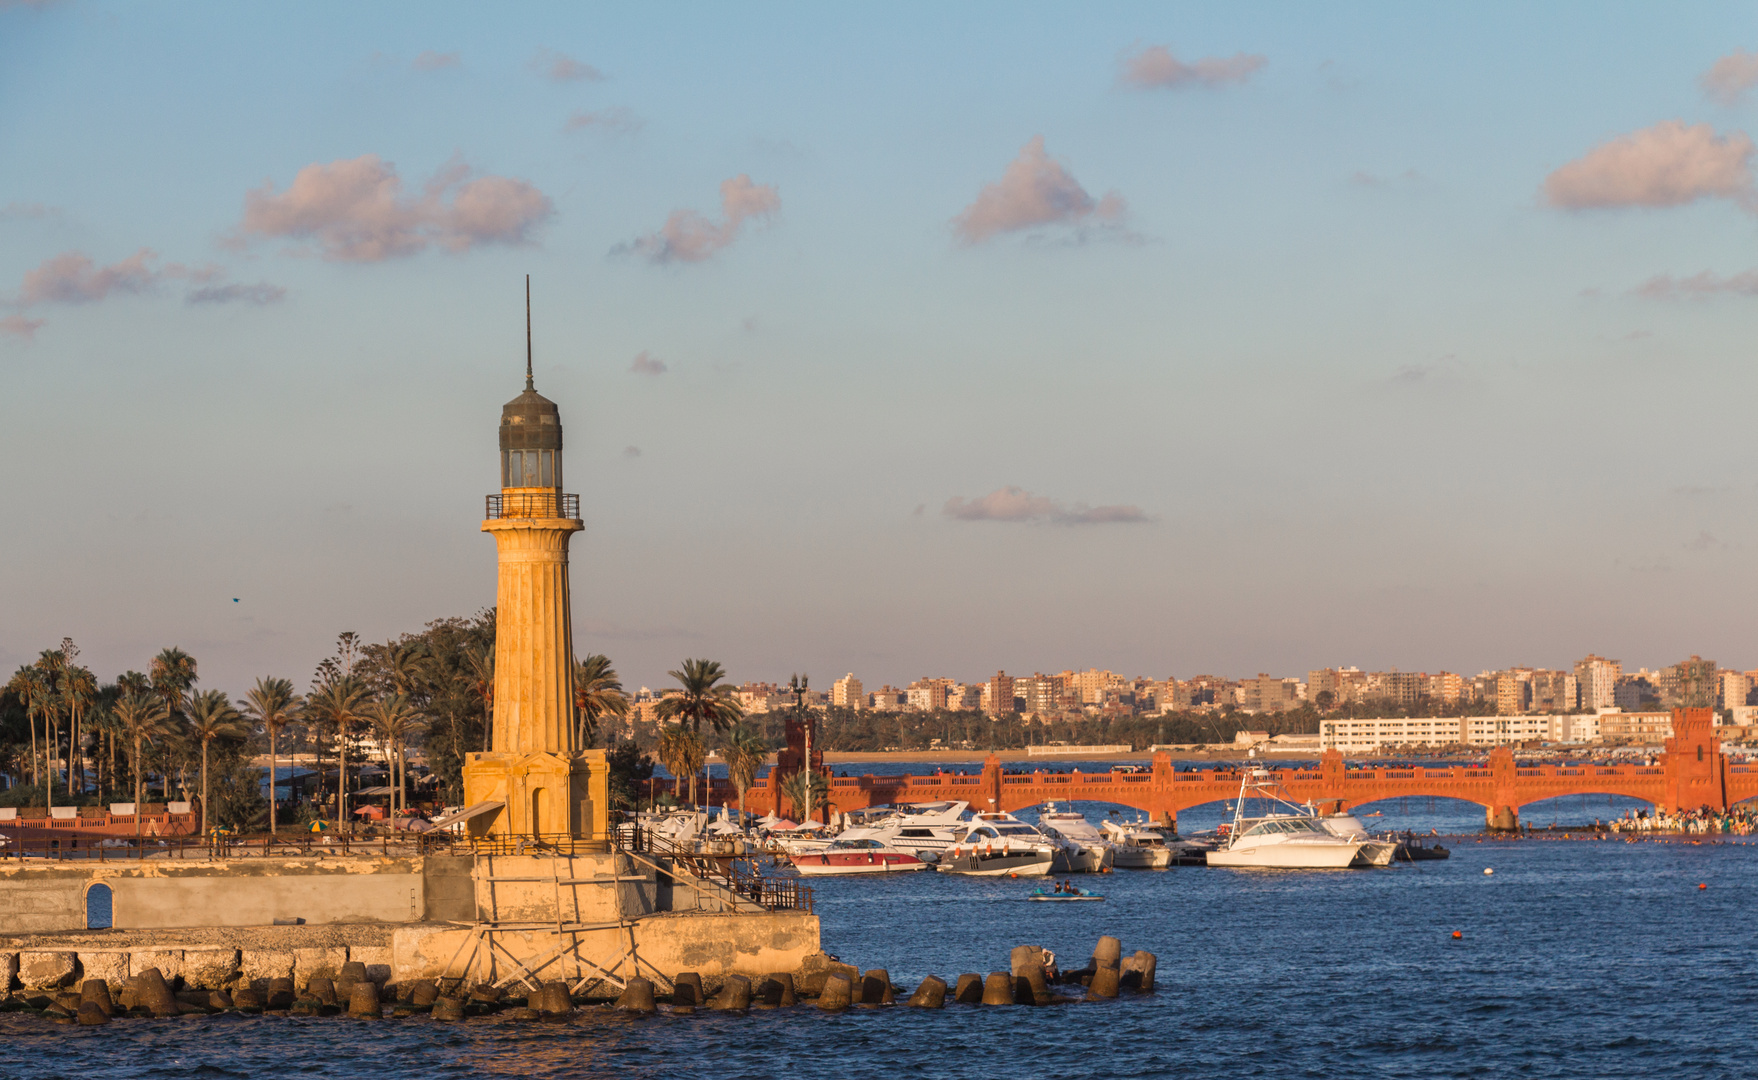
<box><xmin>1483</xmin><ymin>868</ymin><xmax>1494</xmax><ymax>875</ymax></box>
<box><xmin>1699</xmin><ymin>883</ymin><xmax>1708</xmax><ymax>890</ymax></box>
<box><xmin>1451</xmin><ymin>930</ymin><xmax>1463</xmax><ymax>939</ymax></box>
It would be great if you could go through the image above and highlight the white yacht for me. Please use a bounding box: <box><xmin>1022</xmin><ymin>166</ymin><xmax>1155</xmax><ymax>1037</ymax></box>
<box><xmin>1035</xmin><ymin>803</ymin><xmax>1114</xmax><ymax>873</ymax></box>
<box><xmin>934</xmin><ymin>811</ymin><xmax>1056</xmax><ymax>876</ymax></box>
<box><xmin>1098</xmin><ymin>818</ymin><xmax>1211</xmax><ymax>868</ymax></box>
<box><xmin>1205</xmin><ymin>771</ymin><xmax>1367</xmax><ymax>870</ymax></box>
<box><xmin>828</xmin><ymin>801</ymin><xmax>971</xmax><ymax>860</ymax></box>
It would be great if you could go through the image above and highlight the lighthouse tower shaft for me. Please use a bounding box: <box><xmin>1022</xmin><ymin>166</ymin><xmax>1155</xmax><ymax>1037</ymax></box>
<box><xmin>461</xmin><ymin>315</ymin><xmax>608</xmax><ymax>841</ymax></box>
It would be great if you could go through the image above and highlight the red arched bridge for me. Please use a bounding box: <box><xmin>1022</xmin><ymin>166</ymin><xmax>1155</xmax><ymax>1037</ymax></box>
<box><xmin>720</xmin><ymin>708</ymin><xmax>1756</xmax><ymax>831</ymax></box>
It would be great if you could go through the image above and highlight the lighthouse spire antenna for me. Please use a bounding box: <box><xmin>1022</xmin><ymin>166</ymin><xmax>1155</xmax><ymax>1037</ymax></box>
<box><xmin>525</xmin><ymin>274</ymin><xmax>534</xmax><ymax>391</ymax></box>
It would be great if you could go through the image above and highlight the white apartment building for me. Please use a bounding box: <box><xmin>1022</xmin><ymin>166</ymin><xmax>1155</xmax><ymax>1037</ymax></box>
<box><xmin>832</xmin><ymin>673</ymin><xmax>864</xmax><ymax>711</ymax></box>
<box><xmin>1320</xmin><ymin>712</ymin><xmax>1618</xmax><ymax>752</ymax></box>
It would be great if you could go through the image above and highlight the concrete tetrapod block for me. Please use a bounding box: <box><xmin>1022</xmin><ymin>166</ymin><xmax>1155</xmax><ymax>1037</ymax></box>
<box><xmin>755</xmin><ymin>973</ymin><xmax>795</xmax><ymax>1008</ymax></box>
<box><xmin>859</xmin><ymin>969</ymin><xmax>893</xmax><ymax>1006</ymax></box>
<box><xmin>713</xmin><ymin>975</ymin><xmax>751</xmax><ymax>1011</ymax></box>
<box><xmin>336</xmin><ymin>961</ymin><xmax>369</xmax><ymax>995</ymax></box>
<box><xmin>952</xmin><ymin>974</ymin><xmax>984</xmax><ymax>1004</ymax></box>
<box><xmin>18</xmin><ymin>951</ymin><xmax>77</xmax><ymax>990</ymax></box>
<box><xmin>306</xmin><ymin>976</ymin><xmax>338</xmax><ymax>1006</ymax></box>
<box><xmin>671</xmin><ymin>972</ymin><xmax>704</xmax><ymax>1008</ymax></box>
<box><xmin>350</xmin><ymin>946</ymin><xmax>393</xmax><ymax>987</ymax></box>
<box><xmin>129</xmin><ymin>950</ymin><xmax>183</xmax><ymax>989</ymax></box>
<box><xmin>537</xmin><ymin>981</ymin><xmax>574</xmax><ymax>1019</ymax></box>
<box><xmin>232</xmin><ymin>988</ymin><xmax>265</xmax><ymax>1012</ymax></box>
<box><xmin>1086</xmin><ymin>964</ymin><xmax>1121</xmax><ymax>1000</ymax></box>
<box><xmin>1011</xmin><ymin>945</ymin><xmax>1054</xmax><ymax>979</ymax></box>
<box><xmin>905</xmin><ymin>976</ymin><xmax>947</xmax><ymax>1008</ymax></box>
<box><xmin>431</xmin><ymin>996</ymin><xmax>466</xmax><ymax>1022</ymax></box>
<box><xmin>76</xmin><ymin>1002</ymin><xmax>109</xmax><ymax>1026</ymax></box>
<box><xmin>348</xmin><ymin>980</ymin><xmax>382</xmax><ymax>1019</ymax></box>
<box><xmin>133</xmin><ymin>968</ymin><xmax>180</xmax><ymax>1018</ymax></box>
<box><xmin>817</xmin><ymin>973</ymin><xmax>853</xmax><ymax>1012</ymax></box>
<box><xmin>1091</xmin><ymin>936</ymin><xmax>1123</xmax><ymax>971</ymax></box>
<box><xmin>267</xmin><ymin>977</ymin><xmax>297</xmax><ymax>1010</ymax></box>
<box><xmin>982</xmin><ymin>973</ymin><xmax>1014</xmax><ymax>1005</ymax></box>
<box><xmin>206</xmin><ymin>991</ymin><xmax>234</xmax><ymax>1011</ymax></box>
<box><xmin>614</xmin><ymin>978</ymin><xmax>657</xmax><ymax>1013</ymax></box>
<box><xmin>80</xmin><ymin>979</ymin><xmax>115</xmax><ymax>1017</ymax></box>
<box><xmin>1014</xmin><ymin>965</ymin><xmax>1050</xmax><ymax>1005</ymax></box>
<box><xmin>1121</xmin><ymin>951</ymin><xmax>1157</xmax><ymax>992</ymax></box>
<box><xmin>410</xmin><ymin>980</ymin><xmax>439</xmax><ymax>1008</ymax></box>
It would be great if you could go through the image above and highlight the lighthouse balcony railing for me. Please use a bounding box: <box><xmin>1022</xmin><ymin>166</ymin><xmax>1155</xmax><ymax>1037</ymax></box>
<box><xmin>486</xmin><ymin>492</ymin><xmax>579</xmax><ymax>520</ymax></box>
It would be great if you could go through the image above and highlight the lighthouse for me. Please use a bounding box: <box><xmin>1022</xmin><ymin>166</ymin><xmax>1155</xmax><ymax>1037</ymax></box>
<box><xmin>462</xmin><ymin>279</ymin><xmax>608</xmax><ymax>839</ymax></box>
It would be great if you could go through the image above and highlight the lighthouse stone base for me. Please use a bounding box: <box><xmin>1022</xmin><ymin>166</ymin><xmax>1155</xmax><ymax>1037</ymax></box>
<box><xmin>462</xmin><ymin>749</ymin><xmax>608</xmax><ymax>840</ymax></box>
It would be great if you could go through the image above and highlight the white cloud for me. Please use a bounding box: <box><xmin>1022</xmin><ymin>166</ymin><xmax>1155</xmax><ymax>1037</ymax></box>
<box><xmin>564</xmin><ymin>107</ymin><xmax>644</xmax><ymax>136</ymax></box>
<box><xmin>0</xmin><ymin>315</ymin><xmax>44</xmax><ymax>340</ymax></box>
<box><xmin>529</xmin><ymin>48</ymin><xmax>601</xmax><ymax>82</ymax></box>
<box><xmin>1633</xmin><ymin>269</ymin><xmax>1758</xmax><ymax>298</ymax></box>
<box><xmin>1543</xmin><ymin>121</ymin><xmax>1753</xmax><ymax>210</ymax></box>
<box><xmin>1120</xmin><ymin>45</ymin><xmax>1266</xmax><ymax>89</ymax></box>
<box><xmin>952</xmin><ymin>136</ymin><xmax>1127</xmax><ymax>244</ymax></box>
<box><xmin>942</xmin><ymin>485</ymin><xmax>1151</xmax><ymax>525</ymax></box>
<box><xmin>185</xmin><ymin>282</ymin><xmax>287</xmax><ymax>306</ymax></box>
<box><xmin>629</xmin><ymin>350</ymin><xmax>667</xmax><ymax>375</ymax></box>
<box><xmin>412</xmin><ymin>51</ymin><xmax>461</xmax><ymax>72</ymax></box>
<box><xmin>617</xmin><ymin>175</ymin><xmax>779</xmax><ymax>264</ymax></box>
<box><xmin>1702</xmin><ymin>50</ymin><xmax>1758</xmax><ymax>106</ymax></box>
<box><xmin>236</xmin><ymin>154</ymin><xmax>553</xmax><ymax>262</ymax></box>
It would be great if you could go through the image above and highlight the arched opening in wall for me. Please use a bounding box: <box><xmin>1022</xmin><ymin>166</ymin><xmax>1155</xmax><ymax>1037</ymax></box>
<box><xmin>531</xmin><ymin>788</ymin><xmax>546</xmax><ymax>836</ymax></box>
<box><xmin>86</xmin><ymin>883</ymin><xmax>113</xmax><ymax>930</ymax></box>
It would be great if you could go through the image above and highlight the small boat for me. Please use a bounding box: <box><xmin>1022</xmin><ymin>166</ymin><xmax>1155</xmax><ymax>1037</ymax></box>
<box><xmin>1313</xmin><ymin>812</ymin><xmax>1398</xmax><ymax>867</ymax></box>
<box><xmin>790</xmin><ymin>838</ymin><xmax>927</xmax><ymax>876</ymax></box>
<box><xmin>1028</xmin><ymin>886</ymin><xmax>1104</xmax><ymax>902</ymax></box>
<box><xmin>1100</xmin><ymin>818</ymin><xmax>1210</xmax><ymax>868</ymax></box>
<box><xmin>1036</xmin><ymin>803</ymin><xmax>1115</xmax><ymax>873</ymax></box>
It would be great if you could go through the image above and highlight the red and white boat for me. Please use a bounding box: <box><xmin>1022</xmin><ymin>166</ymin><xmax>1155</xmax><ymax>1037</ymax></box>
<box><xmin>789</xmin><ymin>838</ymin><xmax>927</xmax><ymax>876</ymax></box>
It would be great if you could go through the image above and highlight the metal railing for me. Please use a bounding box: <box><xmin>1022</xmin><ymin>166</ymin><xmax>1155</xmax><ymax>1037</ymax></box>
<box><xmin>485</xmin><ymin>492</ymin><xmax>579</xmax><ymax>519</ymax></box>
<box><xmin>628</xmin><ymin>826</ymin><xmax>813</xmax><ymax>914</ymax></box>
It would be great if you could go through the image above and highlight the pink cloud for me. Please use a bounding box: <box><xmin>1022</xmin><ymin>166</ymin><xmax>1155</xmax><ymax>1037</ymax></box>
<box><xmin>952</xmin><ymin>136</ymin><xmax>1127</xmax><ymax>244</ymax></box>
<box><xmin>618</xmin><ymin>174</ymin><xmax>779</xmax><ymax>264</ymax></box>
<box><xmin>629</xmin><ymin>350</ymin><xmax>667</xmax><ymax>375</ymax></box>
<box><xmin>412</xmin><ymin>51</ymin><xmax>461</xmax><ymax>72</ymax></box>
<box><xmin>530</xmin><ymin>48</ymin><xmax>601</xmax><ymax>82</ymax></box>
<box><xmin>237</xmin><ymin>154</ymin><xmax>553</xmax><ymax>262</ymax></box>
<box><xmin>1120</xmin><ymin>45</ymin><xmax>1266</xmax><ymax>89</ymax></box>
<box><xmin>564</xmin><ymin>107</ymin><xmax>644</xmax><ymax>135</ymax></box>
<box><xmin>943</xmin><ymin>486</ymin><xmax>1150</xmax><ymax>525</ymax></box>
<box><xmin>1702</xmin><ymin>50</ymin><xmax>1758</xmax><ymax>106</ymax></box>
<box><xmin>20</xmin><ymin>248</ymin><xmax>161</xmax><ymax>304</ymax></box>
<box><xmin>1543</xmin><ymin>121</ymin><xmax>1753</xmax><ymax>210</ymax></box>
<box><xmin>1634</xmin><ymin>269</ymin><xmax>1758</xmax><ymax>298</ymax></box>
<box><xmin>186</xmin><ymin>282</ymin><xmax>287</xmax><ymax>306</ymax></box>
<box><xmin>0</xmin><ymin>315</ymin><xmax>44</xmax><ymax>341</ymax></box>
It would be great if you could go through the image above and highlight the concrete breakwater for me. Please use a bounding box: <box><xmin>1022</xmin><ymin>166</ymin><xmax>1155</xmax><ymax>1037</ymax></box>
<box><xmin>3</xmin><ymin>935</ymin><xmax>1155</xmax><ymax>1024</ymax></box>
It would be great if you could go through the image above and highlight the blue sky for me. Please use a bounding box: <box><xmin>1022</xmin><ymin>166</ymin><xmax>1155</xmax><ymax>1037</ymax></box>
<box><xmin>4</xmin><ymin>2</ymin><xmax>1758</xmax><ymax>695</ymax></box>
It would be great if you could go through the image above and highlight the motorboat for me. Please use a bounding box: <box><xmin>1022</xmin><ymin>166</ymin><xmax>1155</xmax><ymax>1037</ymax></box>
<box><xmin>827</xmin><ymin>801</ymin><xmax>972</xmax><ymax>861</ymax></box>
<box><xmin>1313</xmin><ymin>811</ymin><xmax>1398</xmax><ymax>867</ymax></box>
<box><xmin>790</xmin><ymin>838</ymin><xmax>927</xmax><ymax>876</ymax></box>
<box><xmin>1205</xmin><ymin>770</ymin><xmax>1367</xmax><ymax>870</ymax></box>
<box><xmin>935</xmin><ymin>812</ymin><xmax>1056</xmax><ymax>876</ymax></box>
<box><xmin>1028</xmin><ymin>885</ymin><xmax>1104</xmax><ymax>901</ymax></box>
<box><xmin>1098</xmin><ymin>818</ymin><xmax>1211</xmax><ymax>868</ymax></box>
<box><xmin>1035</xmin><ymin>803</ymin><xmax>1115</xmax><ymax>873</ymax></box>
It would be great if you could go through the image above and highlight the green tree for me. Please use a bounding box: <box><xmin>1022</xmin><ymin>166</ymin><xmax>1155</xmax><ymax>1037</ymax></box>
<box><xmin>778</xmin><ymin>767</ymin><xmax>829</xmax><ymax>825</ymax></box>
<box><xmin>304</xmin><ymin>676</ymin><xmax>369</xmax><ymax>827</ymax></box>
<box><xmin>603</xmin><ymin>739</ymin><xmax>654</xmax><ymax>813</ymax></box>
<box><xmin>113</xmin><ymin>692</ymin><xmax>171</xmax><ymax>823</ymax></box>
<box><xmin>656</xmin><ymin>658</ymin><xmax>743</xmax><ymax>736</ymax></box>
<box><xmin>4</xmin><ymin>666</ymin><xmax>50</xmax><ymax>795</ymax></box>
<box><xmin>656</xmin><ymin>726</ymin><xmax>705</xmax><ymax>807</ymax></box>
<box><xmin>364</xmin><ymin>693</ymin><xmax>425</xmax><ymax>818</ymax></box>
<box><xmin>719</xmin><ymin>725</ymin><xmax>769</xmax><ymax>832</ymax></box>
<box><xmin>184</xmin><ymin>689</ymin><xmax>246</xmax><ymax>835</ymax></box>
<box><xmin>240</xmin><ymin>677</ymin><xmax>302</xmax><ymax>835</ymax></box>
<box><xmin>573</xmin><ymin>654</ymin><xmax>630</xmax><ymax>749</ymax></box>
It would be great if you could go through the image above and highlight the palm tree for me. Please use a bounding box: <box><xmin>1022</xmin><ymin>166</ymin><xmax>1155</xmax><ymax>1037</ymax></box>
<box><xmin>655</xmin><ymin>726</ymin><xmax>705</xmax><ymax>807</ymax></box>
<box><xmin>777</xmin><ymin>767</ymin><xmax>830</xmax><ymax>826</ymax></box>
<box><xmin>364</xmin><ymin>693</ymin><xmax>425</xmax><ymax>819</ymax></box>
<box><xmin>113</xmin><ymin>693</ymin><xmax>171</xmax><ymax>835</ymax></box>
<box><xmin>464</xmin><ymin>643</ymin><xmax>495</xmax><ymax>752</ymax></box>
<box><xmin>655</xmin><ymin>658</ymin><xmax>743</xmax><ymax>738</ymax></box>
<box><xmin>184</xmin><ymin>689</ymin><xmax>246</xmax><ymax>835</ymax></box>
<box><xmin>573</xmin><ymin>654</ymin><xmax>630</xmax><ymax>749</ymax></box>
<box><xmin>34</xmin><ymin>649</ymin><xmax>68</xmax><ymax>799</ymax></box>
<box><xmin>240</xmin><ymin>677</ymin><xmax>302</xmax><ymax>836</ymax></box>
<box><xmin>720</xmin><ymin>726</ymin><xmax>768</xmax><ymax>832</ymax></box>
<box><xmin>5</xmin><ymin>665</ymin><xmax>49</xmax><ymax>794</ymax></box>
<box><xmin>304</xmin><ymin>676</ymin><xmax>369</xmax><ymax>828</ymax></box>
<box><xmin>60</xmin><ymin>662</ymin><xmax>96</xmax><ymax>795</ymax></box>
